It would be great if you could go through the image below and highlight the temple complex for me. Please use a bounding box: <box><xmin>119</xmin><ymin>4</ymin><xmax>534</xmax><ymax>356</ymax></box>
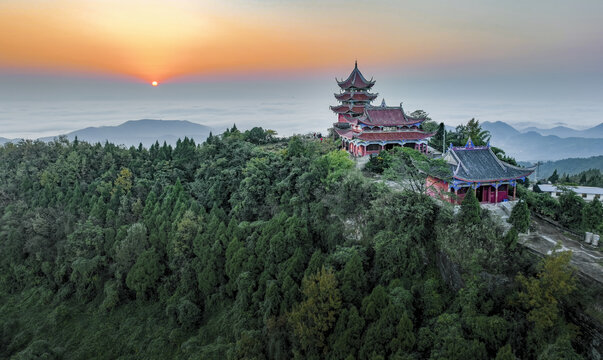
<box><xmin>426</xmin><ymin>139</ymin><xmax>536</xmax><ymax>204</ymax></box>
<box><xmin>331</xmin><ymin>62</ymin><xmax>434</xmax><ymax>157</ymax></box>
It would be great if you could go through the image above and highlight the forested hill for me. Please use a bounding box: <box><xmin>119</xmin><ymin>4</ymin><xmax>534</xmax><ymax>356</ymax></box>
<box><xmin>0</xmin><ymin>128</ymin><xmax>589</xmax><ymax>359</ymax></box>
<box><xmin>38</xmin><ymin>119</ymin><xmax>212</xmax><ymax>147</ymax></box>
<box><xmin>520</xmin><ymin>155</ymin><xmax>603</xmax><ymax>179</ymax></box>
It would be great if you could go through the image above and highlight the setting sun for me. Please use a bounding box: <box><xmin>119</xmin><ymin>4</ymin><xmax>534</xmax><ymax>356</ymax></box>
<box><xmin>151</xmin><ymin>81</ymin><xmax>158</xmax><ymax>87</ymax></box>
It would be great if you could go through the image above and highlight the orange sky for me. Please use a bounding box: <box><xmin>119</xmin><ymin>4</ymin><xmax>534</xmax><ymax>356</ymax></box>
<box><xmin>1</xmin><ymin>0</ymin><xmax>602</xmax><ymax>82</ymax></box>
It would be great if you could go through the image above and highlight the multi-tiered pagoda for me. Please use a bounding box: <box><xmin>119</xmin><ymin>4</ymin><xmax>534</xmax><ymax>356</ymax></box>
<box><xmin>331</xmin><ymin>62</ymin><xmax>434</xmax><ymax>157</ymax></box>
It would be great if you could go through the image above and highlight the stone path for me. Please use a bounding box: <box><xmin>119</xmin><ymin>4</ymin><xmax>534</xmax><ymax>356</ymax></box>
<box><xmin>483</xmin><ymin>201</ymin><xmax>603</xmax><ymax>284</ymax></box>
<box><xmin>521</xmin><ymin>217</ymin><xmax>603</xmax><ymax>284</ymax></box>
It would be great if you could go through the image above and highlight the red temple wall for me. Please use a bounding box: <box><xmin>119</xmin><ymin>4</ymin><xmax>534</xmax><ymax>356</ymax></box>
<box><xmin>497</xmin><ymin>185</ymin><xmax>508</xmax><ymax>202</ymax></box>
<box><xmin>426</xmin><ymin>176</ymin><xmax>451</xmax><ymax>202</ymax></box>
<box><xmin>425</xmin><ymin>178</ymin><xmax>514</xmax><ymax>204</ymax></box>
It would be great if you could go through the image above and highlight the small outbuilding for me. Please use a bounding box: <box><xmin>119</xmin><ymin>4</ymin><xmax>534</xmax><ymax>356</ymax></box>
<box><xmin>536</xmin><ymin>184</ymin><xmax>603</xmax><ymax>202</ymax></box>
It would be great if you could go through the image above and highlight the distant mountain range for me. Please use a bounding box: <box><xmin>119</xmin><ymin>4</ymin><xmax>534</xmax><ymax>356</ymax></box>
<box><xmin>3</xmin><ymin>119</ymin><xmax>602</xmax><ymax>162</ymax></box>
<box><xmin>521</xmin><ymin>123</ymin><xmax>603</xmax><ymax>138</ymax></box>
<box><xmin>481</xmin><ymin>121</ymin><xmax>603</xmax><ymax>161</ymax></box>
<box><xmin>519</xmin><ymin>155</ymin><xmax>603</xmax><ymax>179</ymax></box>
<box><xmin>2</xmin><ymin>120</ymin><xmax>212</xmax><ymax>147</ymax></box>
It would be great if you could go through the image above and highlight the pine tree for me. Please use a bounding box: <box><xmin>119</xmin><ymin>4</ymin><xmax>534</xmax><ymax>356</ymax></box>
<box><xmin>341</xmin><ymin>253</ymin><xmax>366</xmax><ymax>306</ymax></box>
<box><xmin>582</xmin><ymin>199</ymin><xmax>603</xmax><ymax>232</ymax></box>
<box><xmin>460</xmin><ymin>188</ymin><xmax>481</xmax><ymax>225</ymax></box>
<box><xmin>548</xmin><ymin>169</ymin><xmax>559</xmax><ymax>184</ymax></box>
<box><xmin>508</xmin><ymin>199</ymin><xmax>530</xmax><ymax>233</ymax></box>
<box><xmin>495</xmin><ymin>344</ymin><xmax>516</xmax><ymax>360</ymax></box>
<box><xmin>288</xmin><ymin>267</ymin><xmax>342</xmax><ymax>355</ymax></box>
<box><xmin>126</xmin><ymin>248</ymin><xmax>164</xmax><ymax>300</ymax></box>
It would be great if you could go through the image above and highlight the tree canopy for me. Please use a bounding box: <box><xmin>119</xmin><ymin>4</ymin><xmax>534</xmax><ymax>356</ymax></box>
<box><xmin>0</xmin><ymin>133</ymin><xmax>588</xmax><ymax>359</ymax></box>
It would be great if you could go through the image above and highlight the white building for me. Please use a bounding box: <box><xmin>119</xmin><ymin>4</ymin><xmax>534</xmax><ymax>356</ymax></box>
<box><xmin>536</xmin><ymin>184</ymin><xmax>603</xmax><ymax>202</ymax></box>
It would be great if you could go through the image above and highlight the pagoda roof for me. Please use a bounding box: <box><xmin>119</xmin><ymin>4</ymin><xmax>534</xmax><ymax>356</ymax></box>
<box><xmin>444</xmin><ymin>140</ymin><xmax>535</xmax><ymax>183</ymax></box>
<box><xmin>357</xmin><ymin>131</ymin><xmax>434</xmax><ymax>141</ymax></box>
<box><xmin>338</xmin><ymin>114</ymin><xmax>359</xmax><ymax>124</ymax></box>
<box><xmin>362</xmin><ymin>104</ymin><xmax>424</xmax><ymax>126</ymax></box>
<box><xmin>330</xmin><ymin>104</ymin><xmax>366</xmax><ymax>114</ymax></box>
<box><xmin>337</xmin><ymin>61</ymin><xmax>375</xmax><ymax>90</ymax></box>
<box><xmin>334</xmin><ymin>92</ymin><xmax>378</xmax><ymax>102</ymax></box>
<box><xmin>334</xmin><ymin>128</ymin><xmax>355</xmax><ymax>139</ymax></box>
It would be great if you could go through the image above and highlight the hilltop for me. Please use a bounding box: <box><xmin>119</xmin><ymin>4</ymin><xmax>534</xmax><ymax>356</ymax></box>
<box><xmin>37</xmin><ymin>119</ymin><xmax>212</xmax><ymax>147</ymax></box>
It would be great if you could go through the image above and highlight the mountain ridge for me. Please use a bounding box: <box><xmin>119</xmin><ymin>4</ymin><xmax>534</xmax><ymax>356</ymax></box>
<box><xmin>481</xmin><ymin>121</ymin><xmax>603</xmax><ymax>161</ymax></box>
<box><xmin>28</xmin><ymin>119</ymin><xmax>212</xmax><ymax>147</ymax></box>
<box><xmin>520</xmin><ymin>122</ymin><xmax>603</xmax><ymax>138</ymax></box>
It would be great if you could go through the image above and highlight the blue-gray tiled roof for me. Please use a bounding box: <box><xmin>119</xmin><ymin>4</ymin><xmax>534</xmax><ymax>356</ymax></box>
<box><xmin>445</xmin><ymin>146</ymin><xmax>535</xmax><ymax>183</ymax></box>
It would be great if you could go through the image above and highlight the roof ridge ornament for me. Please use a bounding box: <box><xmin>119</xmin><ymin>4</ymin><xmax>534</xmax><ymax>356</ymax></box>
<box><xmin>400</xmin><ymin>102</ymin><xmax>407</xmax><ymax>121</ymax></box>
<box><xmin>465</xmin><ymin>137</ymin><xmax>474</xmax><ymax>148</ymax></box>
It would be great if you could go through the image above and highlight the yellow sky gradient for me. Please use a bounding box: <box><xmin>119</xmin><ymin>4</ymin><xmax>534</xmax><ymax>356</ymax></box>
<box><xmin>0</xmin><ymin>0</ymin><xmax>469</xmax><ymax>82</ymax></box>
<box><xmin>1</xmin><ymin>0</ymin><xmax>600</xmax><ymax>82</ymax></box>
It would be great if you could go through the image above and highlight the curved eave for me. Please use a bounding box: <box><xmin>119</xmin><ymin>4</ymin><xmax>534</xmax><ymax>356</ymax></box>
<box><xmin>330</xmin><ymin>105</ymin><xmax>365</xmax><ymax>114</ymax></box>
<box><xmin>452</xmin><ymin>171</ymin><xmax>535</xmax><ymax>184</ymax></box>
<box><xmin>334</xmin><ymin>92</ymin><xmax>379</xmax><ymax>101</ymax></box>
<box><xmin>337</xmin><ymin>82</ymin><xmax>376</xmax><ymax>90</ymax></box>
<box><xmin>360</xmin><ymin>119</ymin><xmax>424</xmax><ymax>127</ymax></box>
<box><xmin>355</xmin><ymin>131</ymin><xmax>435</xmax><ymax>142</ymax></box>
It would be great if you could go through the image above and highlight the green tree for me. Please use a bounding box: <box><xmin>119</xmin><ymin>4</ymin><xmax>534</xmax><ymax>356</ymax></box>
<box><xmin>537</xmin><ymin>335</ymin><xmax>582</xmax><ymax>360</ymax></box>
<box><xmin>329</xmin><ymin>306</ymin><xmax>365</xmax><ymax>360</ymax></box>
<box><xmin>390</xmin><ymin>312</ymin><xmax>415</xmax><ymax>353</ymax></box>
<box><xmin>429</xmin><ymin>122</ymin><xmax>446</xmax><ymax>152</ymax></box>
<box><xmin>340</xmin><ymin>252</ymin><xmax>366</xmax><ymax>306</ymax></box>
<box><xmin>456</xmin><ymin>118</ymin><xmax>491</xmax><ymax>146</ymax></box>
<box><xmin>112</xmin><ymin>167</ymin><xmax>133</xmax><ymax>195</ymax></box>
<box><xmin>383</xmin><ymin>147</ymin><xmax>451</xmax><ymax>194</ymax></box>
<box><xmin>495</xmin><ymin>344</ymin><xmax>516</xmax><ymax>360</ymax></box>
<box><xmin>114</xmin><ymin>222</ymin><xmax>149</xmax><ymax>279</ymax></box>
<box><xmin>557</xmin><ymin>190</ymin><xmax>584</xmax><ymax>229</ymax></box>
<box><xmin>582</xmin><ymin>199</ymin><xmax>603</xmax><ymax>232</ymax></box>
<box><xmin>288</xmin><ymin>267</ymin><xmax>342</xmax><ymax>355</ymax></box>
<box><xmin>126</xmin><ymin>248</ymin><xmax>164</xmax><ymax>299</ymax></box>
<box><xmin>373</xmin><ymin>231</ymin><xmax>422</xmax><ymax>283</ymax></box>
<box><xmin>516</xmin><ymin>251</ymin><xmax>576</xmax><ymax>333</ymax></box>
<box><xmin>508</xmin><ymin>199</ymin><xmax>530</xmax><ymax>233</ymax></box>
<box><xmin>460</xmin><ymin>188</ymin><xmax>481</xmax><ymax>225</ymax></box>
<box><xmin>548</xmin><ymin>169</ymin><xmax>559</xmax><ymax>184</ymax></box>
